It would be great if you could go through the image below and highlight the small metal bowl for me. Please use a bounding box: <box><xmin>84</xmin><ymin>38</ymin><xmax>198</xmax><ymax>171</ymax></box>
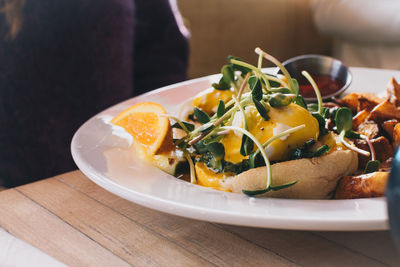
<box><xmin>278</xmin><ymin>54</ymin><xmax>352</xmax><ymax>101</ymax></box>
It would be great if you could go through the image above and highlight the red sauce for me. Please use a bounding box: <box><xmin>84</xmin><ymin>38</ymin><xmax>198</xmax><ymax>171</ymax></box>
<box><xmin>298</xmin><ymin>74</ymin><xmax>344</xmax><ymax>98</ymax></box>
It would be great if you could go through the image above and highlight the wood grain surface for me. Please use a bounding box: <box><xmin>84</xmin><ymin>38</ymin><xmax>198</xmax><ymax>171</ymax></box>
<box><xmin>0</xmin><ymin>170</ymin><xmax>398</xmax><ymax>266</ymax></box>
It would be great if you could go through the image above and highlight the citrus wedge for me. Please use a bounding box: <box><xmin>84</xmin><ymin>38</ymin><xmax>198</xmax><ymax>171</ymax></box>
<box><xmin>111</xmin><ymin>102</ymin><xmax>172</xmax><ymax>155</ymax></box>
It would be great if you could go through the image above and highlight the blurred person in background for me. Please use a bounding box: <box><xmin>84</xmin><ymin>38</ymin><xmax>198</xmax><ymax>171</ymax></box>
<box><xmin>312</xmin><ymin>0</ymin><xmax>400</xmax><ymax>69</ymax></box>
<box><xmin>0</xmin><ymin>0</ymin><xmax>188</xmax><ymax>187</ymax></box>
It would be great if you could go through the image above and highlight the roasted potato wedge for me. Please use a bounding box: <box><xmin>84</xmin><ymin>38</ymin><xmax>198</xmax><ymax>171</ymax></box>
<box><xmin>358</xmin><ymin>97</ymin><xmax>377</xmax><ymax>112</ymax></box>
<box><xmin>352</xmin><ymin>109</ymin><xmax>370</xmax><ymax>129</ymax></box>
<box><xmin>386</xmin><ymin>77</ymin><xmax>400</xmax><ymax>106</ymax></box>
<box><xmin>337</xmin><ymin>93</ymin><xmax>359</xmax><ymax>111</ymax></box>
<box><xmin>393</xmin><ymin>123</ymin><xmax>400</xmax><ymax>149</ymax></box>
<box><xmin>381</xmin><ymin>119</ymin><xmax>398</xmax><ymax>139</ymax></box>
<box><xmin>355</xmin><ymin>136</ymin><xmax>393</xmax><ymax>170</ymax></box>
<box><xmin>334</xmin><ymin>171</ymin><xmax>389</xmax><ymax>199</ymax></box>
<box><xmin>356</xmin><ymin>120</ymin><xmax>379</xmax><ymax>139</ymax></box>
<box><xmin>367</xmin><ymin>100</ymin><xmax>400</xmax><ymax>122</ymax></box>
<box><xmin>340</xmin><ymin>93</ymin><xmax>382</xmax><ymax>112</ymax></box>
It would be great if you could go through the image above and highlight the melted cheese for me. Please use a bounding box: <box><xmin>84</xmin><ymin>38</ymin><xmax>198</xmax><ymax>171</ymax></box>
<box><xmin>221</xmin><ymin>103</ymin><xmax>319</xmax><ymax>163</ymax></box>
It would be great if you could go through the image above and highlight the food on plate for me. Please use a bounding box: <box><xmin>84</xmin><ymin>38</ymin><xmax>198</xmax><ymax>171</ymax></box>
<box><xmin>111</xmin><ymin>102</ymin><xmax>185</xmax><ymax>175</ymax></box>
<box><xmin>224</xmin><ymin>149</ymin><xmax>357</xmax><ymax>199</ymax></box>
<box><xmin>330</xmin><ymin>77</ymin><xmax>400</xmax><ymax>198</ymax></box>
<box><xmin>111</xmin><ymin>48</ymin><xmax>398</xmax><ymax>199</ymax></box>
<box><xmin>335</xmin><ymin>172</ymin><xmax>389</xmax><ymax>199</ymax></box>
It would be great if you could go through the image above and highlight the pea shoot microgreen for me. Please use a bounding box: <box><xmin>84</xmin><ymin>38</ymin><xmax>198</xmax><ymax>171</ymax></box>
<box><xmin>270</xmin><ymin>87</ymin><xmax>291</xmax><ymax>94</ymax></box>
<box><xmin>335</xmin><ymin>107</ymin><xmax>353</xmax><ymax>133</ymax></box>
<box><xmin>364</xmin><ymin>160</ymin><xmax>380</xmax><ymax>174</ymax></box>
<box><xmin>184</xmin><ymin>153</ymin><xmax>196</xmax><ymax>184</ymax></box>
<box><xmin>293</xmin><ymin>95</ymin><xmax>307</xmax><ymax>109</ymax></box>
<box><xmin>302</xmin><ymin>70</ymin><xmax>323</xmax><ymax>115</ymax></box>
<box><xmin>335</xmin><ymin>119</ymin><xmax>379</xmax><ymax>174</ymax></box>
<box><xmin>312</xmin><ymin>113</ymin><xmax>328</xmax><ymax>137</ymax></box>
<box><xmin>193</xmin><ymin>107</ymin><xmax>210</xmax><ymax>124</ymax></box>
<box><xmin>268</xmin><ymin>93</ymin><xmax>292</xmax><ymax>108</ymax></box>
<box><xmin>228</xmin><ymin>56</ymin><xmax>251</xmax><ymax>74</ymax></box>
<box><xmin>252</xmin><ymin>96</ymin><xmax>270</xmax><ymax>121</ymax></box>
<box><xmin>249</xmin><ymin>75</ymin><xmax>263</xmax><ymax>101</ymax></box>
<box><xmin>334</xmin><ymin>107</ymin><xmax>371</xmax><ymax>159</ymax></box>
<box><xmin>212</xmin><ymin>78</ymin><xmax>231</xmax><ymax>90</ymax></box>
<box><xmin>291</xmin><ymin>78</ymin><xmax>300</xmax><ymax>96</ymax></box>
<box><xmin>216</xmin><ymin>100</ymin><xmax>225</xmax><ymax>118</ymax></box>
<box><xmin>205</xmin><ymin>142</ymin><xmax>225</xmax><ymax>171</ymax></box>
<box><xmin>255</xmin><ymin>47</ymin><xmax>296</xmax><ymax>93</ymax></box>
<box><xmin>242</xmin><ymin>180</ymin><xmax>298</xmax><ymax>196</ymax></box>
<box><xmin>171</xmin><ymin>121</ymin><xmax>195</xmax><ymax>132</ymax></box>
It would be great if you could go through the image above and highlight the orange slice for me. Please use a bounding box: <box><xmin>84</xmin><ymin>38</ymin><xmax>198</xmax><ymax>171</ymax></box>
<box><xmin>111</xmin><ymin>102</ymin><xmax>172</xmax><ymax>155</ymax></box>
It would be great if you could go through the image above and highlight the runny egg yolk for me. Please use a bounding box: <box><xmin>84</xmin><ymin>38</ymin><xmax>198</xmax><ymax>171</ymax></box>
<box><xmin>195</xmin><ymin>162</ymin><xmax>233</xmax><ymax>191</ymax></box>
<box><xmin>221</xmin><ymin>103</ymin><xmax>319</xmax><ymax>163</ymax></box>
<box><xmin>193</xmin><ymin>88</ymin><xmax>234</xmax><ymax>114</ymax></box>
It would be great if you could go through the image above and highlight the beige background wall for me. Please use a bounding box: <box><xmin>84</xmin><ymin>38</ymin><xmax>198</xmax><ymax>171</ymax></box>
<box><xmin>178</xmin><ymin>0</ymin><xmax>332</xmax><ymax>78</ymax></box>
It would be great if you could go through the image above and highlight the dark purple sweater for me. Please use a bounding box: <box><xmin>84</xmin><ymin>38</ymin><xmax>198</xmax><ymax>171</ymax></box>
<box><xmin>0</xmin><ymin>0</ymin><xmax>188</xmax><ymax>187</ymax></box>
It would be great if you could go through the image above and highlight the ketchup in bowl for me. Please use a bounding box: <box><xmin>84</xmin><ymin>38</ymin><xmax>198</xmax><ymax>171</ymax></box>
<box><xmin>280</xmin><ymin>54</ymin><xmax>352</xmax><ymax>100</ymax></box>
<box><xmin>298</xmin><ymin>74</ymin><xmax>345</xmax><ymax>98</ymax></box>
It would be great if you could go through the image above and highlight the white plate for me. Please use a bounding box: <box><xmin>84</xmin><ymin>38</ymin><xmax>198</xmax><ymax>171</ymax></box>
<box><xmin>71</xmin><ymin>67</ymin><xmax>399</xmax><ymax>231</ymax></box>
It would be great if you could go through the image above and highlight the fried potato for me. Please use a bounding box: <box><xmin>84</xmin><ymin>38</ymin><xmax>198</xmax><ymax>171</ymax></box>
<box><xmin>369</xmin><ymin>136</ymin><xmax>393</xmax><ymax>163</ymax></box>
<box><xmin>381</xmin><ymin>119</ymin><xmax>399</xmax><ymax>139</ymax></box>
<box><xmin>386</xmin><ymin>77</ymin><xmax>400</xmax><ymax>106</ymax></box>
<box><xmin>334</xmin><ymin>172</ymin><xmax>389</xmax><ymax>199</ymax></box>
<box><xmin>358</xmin><ymin>97</ymin><xmax>377</xmax><ymax>112</ymax></box>
<box><xmin>355</xmin><ymin>136</ymin><xmax>393</xmax><ymax>171</ymax></box>
<box><xmin>367</xmin><ymin>100</ymin><xmax>400</xmax><ymax>122</ymax></box>
<box><xmin>340</xmin><ymin>93</ymin><xmax>383</xmax><ymax>112</ymax></box>
<box><xmin>356</xmin><ymin>120</ymin><xmax>379</xmax><ymax>139</ymax></box>
<box><xmin>339</xmin><ymin>93</ymin><xmax>359</xmax><ymax>111</ymax></box>
<box><xmin>352</xmin><ymin>109</ymin><xmax>370</xmax><ymax>129</ymax></box>
<box><xmin>393</xmin><ymin>123</ymin><xmax>400</xmax><ymax>149</ymax></box>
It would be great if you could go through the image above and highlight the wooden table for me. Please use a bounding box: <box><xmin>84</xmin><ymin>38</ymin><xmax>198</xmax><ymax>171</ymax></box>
<box><xmin>0</xmin><ymin>171</ymin><xmax>399</xmax><ymax>266</ymax></box>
